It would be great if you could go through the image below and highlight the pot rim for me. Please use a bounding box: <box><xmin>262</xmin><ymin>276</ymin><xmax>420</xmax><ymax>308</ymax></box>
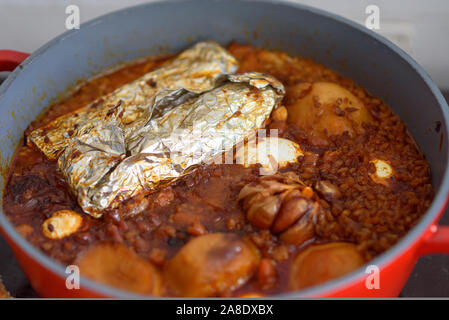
<box><xmin>1</xmin><ymin>0</ymin><xmax>448</xmax><ymax>298</ymax></box>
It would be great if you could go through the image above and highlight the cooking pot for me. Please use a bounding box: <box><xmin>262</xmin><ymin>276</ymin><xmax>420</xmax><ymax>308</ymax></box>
<box><xmin>1</xmin><ymin>0</ymin><xmax>449</xmax><ymax>298</ymax></box>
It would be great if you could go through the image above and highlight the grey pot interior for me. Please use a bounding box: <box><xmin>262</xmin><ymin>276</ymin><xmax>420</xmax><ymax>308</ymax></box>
<box><xmin>0</xmin><ymin>0</ymin><xmax>448</xmax><ymax>297</ymax></box>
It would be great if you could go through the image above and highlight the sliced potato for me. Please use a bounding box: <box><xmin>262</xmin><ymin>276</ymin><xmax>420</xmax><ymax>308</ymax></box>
<box><xmin>42</xmin><ymin>210</ymin><xmax>83</xmax><ymax>239</ymax></box>
<box><xmin>235</xmin><ymin>137</ymin><xmax>303</xmax><ymax>174</ymax></box>
<box><xmin>164</xmin><ymin>233</ymin><xmax>260</xmax><ymax>297</ymax></box>
<box><xmin>289</xmin><ymin>242</ymin><xmax>365</xmax><ymax>290</ymax></box>
<box><xmin>75</xmin><ymin>242</ymin><xmax>161</xmax><ymax>295</ymax></box>
<box><xmin>287</xmin><ymin>82</ymin><xmax>372</xmax><ymax>144</ymax></box>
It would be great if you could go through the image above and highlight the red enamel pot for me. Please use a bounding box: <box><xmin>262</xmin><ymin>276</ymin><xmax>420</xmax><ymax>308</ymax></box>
<box><xmin>1</xmin><ymin>0</ymin><xmax>449</xmax><ymax>297</ymax></box>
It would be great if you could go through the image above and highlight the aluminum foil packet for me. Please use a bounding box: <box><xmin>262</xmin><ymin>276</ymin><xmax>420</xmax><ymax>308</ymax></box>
<box><xmin>59</xmin><ymin>72</ymin><xmax>284</xmax><ymax>217</ymax></box>
<box><xmin>29</xmin><ymin>41</ymin><xmax>238</xmax><ymax>159</ymax></box>
<box><xmin>29</xmin><ymin>42</ymin><xmax>286</xmax><ymax>218</ymax></box>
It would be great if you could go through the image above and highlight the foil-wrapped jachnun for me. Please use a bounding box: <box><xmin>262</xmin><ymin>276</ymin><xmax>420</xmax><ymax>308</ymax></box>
<box><xmin>29</xmin><ymin>41</ymin><xmax>238</xmax><ymax>159</ymax></box>
<box><xmin>29</xmin><ymin>42</ymin><xmax>285</xmax><ymax>217</ymax></box>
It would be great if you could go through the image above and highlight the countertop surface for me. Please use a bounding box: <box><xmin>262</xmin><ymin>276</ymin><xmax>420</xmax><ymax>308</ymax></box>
<box><xmin>0</xmin><ymin>73</ymin><xmax>448</xmax><ymax>297</ymax></box>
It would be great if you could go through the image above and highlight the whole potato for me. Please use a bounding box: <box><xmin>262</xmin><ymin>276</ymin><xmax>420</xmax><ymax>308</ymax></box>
<box><xmin>164</xmin><ymin>233</ymin><xmax>260</xmax><ymax>297</ymax></box>
<box><xmin>75</xmin><ymin>242</ymin><xmax>161</xmax><ymax>295</ymax></box>
<box><xmin>287</xmin><ymin>82</ymin><xmax>372</xmax><ymax>144</ymax></box>
<box><xmin>289</xmin><ymin>242</ymin><xmax>365</xmax><ymax>290</ymax></box>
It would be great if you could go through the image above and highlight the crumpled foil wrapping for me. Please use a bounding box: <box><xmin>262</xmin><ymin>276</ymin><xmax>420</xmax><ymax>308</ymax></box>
<box><xmin>29</xmin><ymin>41</ymin><xmax>238</xmax><ymax>159</ymax></box>
<box><xmin>30</xmin><ymin>42</ymin><xmax>285</xmax><ymax>218</ymax></box>
<box><xmin>59</xmin><ymin>72</ymin><xmax>284</xmax><ymax>217</ymax></box>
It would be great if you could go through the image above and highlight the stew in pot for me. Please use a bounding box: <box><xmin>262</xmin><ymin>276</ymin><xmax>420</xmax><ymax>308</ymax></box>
<box><xmin>2</xmin><ymin>42</ymin><xmax>433</xmax><ymax>297</ymax></box>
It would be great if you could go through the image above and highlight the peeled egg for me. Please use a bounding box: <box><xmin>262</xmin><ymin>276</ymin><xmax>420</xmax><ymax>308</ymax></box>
<box><xmin>370</xmin><ymin>159</ymin><xmax>393</xmax><ymax>186</ymax></box>
<box><xmin>42</xmin><ymin>210</ymin><xmax>83</xmax><ymax>239</ymax></box>
<box><xmin>235</xmin><ymin>137</ymin><xmax>303</xmax><ymax>174</ymax></box>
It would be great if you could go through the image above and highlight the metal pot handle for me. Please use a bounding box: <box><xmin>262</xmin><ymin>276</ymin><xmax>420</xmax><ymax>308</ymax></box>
<box><xmin>418</xmin><ymin>225</ymin><xmax>449</xmax><ymax>255</ymax></box>
<box><xmin>0</xmin><ymin>50</ymin><xmax>29</xmax><ymax>71</ymax></box>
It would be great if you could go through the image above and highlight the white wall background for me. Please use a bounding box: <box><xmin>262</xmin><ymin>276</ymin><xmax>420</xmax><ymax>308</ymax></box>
<box><xmin>1</xmin><ymin>0</ymin><xmax>448</xmax><ymax>88</ymax></box>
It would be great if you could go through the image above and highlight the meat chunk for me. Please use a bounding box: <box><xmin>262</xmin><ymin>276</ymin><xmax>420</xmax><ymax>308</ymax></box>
<box><xmin>75</xmin><ymin>242</ymin><xmax>161</xmax><ymax>295</ymax></box>
<box><xmin>164</xmin><ymin>233</ymin><xmax>260</xmax><ymax>297</ymax></box>
<box><xmin>235</xmin><ymin>137</ymin><xmax>303</xmax><ymax>175</ymax></box>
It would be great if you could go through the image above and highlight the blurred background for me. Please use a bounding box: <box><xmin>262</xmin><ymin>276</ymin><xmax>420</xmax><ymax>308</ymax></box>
<box><xmin>0</xmin><ymin>0</ymin><xmax>449</xmax><ymax>297</ymax></box>
<box><xmin>1</xmin><ymin>0</ymin><xmax>448</xmax><ymax>89</ymax></box>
